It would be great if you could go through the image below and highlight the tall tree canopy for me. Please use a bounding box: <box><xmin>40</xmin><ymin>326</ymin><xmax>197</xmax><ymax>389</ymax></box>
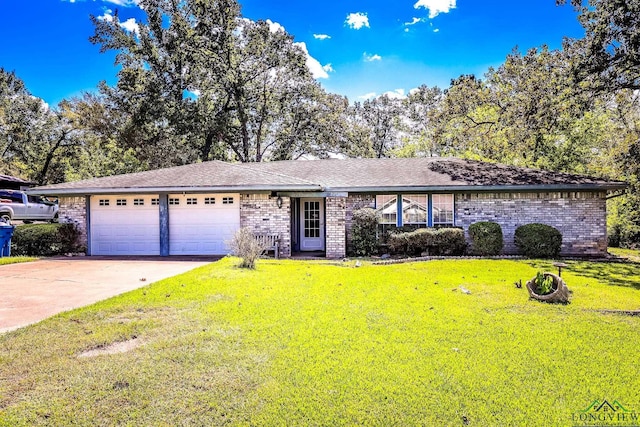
<box><xmin>91</xmin><ymin>0</ymin><xmax>341</xmax><ymax>164</ymax></box>
<box><xmin>560</xmin><ymin>0</ymin><xmax>640</xmax><ymax>92</ymax></box>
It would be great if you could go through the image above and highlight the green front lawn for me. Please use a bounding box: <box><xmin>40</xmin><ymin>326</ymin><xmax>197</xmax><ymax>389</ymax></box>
<box><xmin>1</xmin><ymin>257</ymin><xmax>639</xmax><ymax>426</ymax></box>
<box><xmin>609</xmin><ymin>246</ymin><xmax>640</xmax><ymax>262</ymax></box>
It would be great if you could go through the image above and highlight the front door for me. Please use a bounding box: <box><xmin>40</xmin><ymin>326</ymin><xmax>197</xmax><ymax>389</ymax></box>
<box><xmin>300</xmin><ymin>198</ymin><xmax>325</xmax><ymax>251</ymax></box>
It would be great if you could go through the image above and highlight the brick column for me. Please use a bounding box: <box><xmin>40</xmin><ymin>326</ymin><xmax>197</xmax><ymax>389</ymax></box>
<box><xmin>325</xmin><ymin>196</ymin><xmax>347</xmax><ymax>259</ymax></box>
<box><xmin>58</xmin><ymin>196</ymin><xmax>88</xmax><ymax>252</ymax></box>
<box><xmin>345</xmin><ymin>194</ymin><xmax>375</xmax><ymax>255</ymax></box>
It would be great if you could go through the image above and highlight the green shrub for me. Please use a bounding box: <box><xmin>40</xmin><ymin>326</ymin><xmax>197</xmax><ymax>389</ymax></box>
<box><xmin>435</xmin><ymin>228</ymin><xmax>467</xmax><ymax>255</ymax></box>
<box><xmin>514</xmin><ymin>223</ymin><xmax>562</xmax><ymax>258</ymax></box>
<box><xmin>11</xmin><ymin>223</ymin><xmax>83</xmax><ymax>256</ymax></box>
<box><xmin>350</xmin><ymin>208</ymin><xmax>379</xmax><ymax>256</ymax></box>
<box><xmin>388</xmin><ymin>228</ymin><xmax>466</xmax><ymax>256</ymax></box>
<box><xmin>468</xmin><ymin>221</ymin><xmax>504</xmax><ymax>255</ymax></box>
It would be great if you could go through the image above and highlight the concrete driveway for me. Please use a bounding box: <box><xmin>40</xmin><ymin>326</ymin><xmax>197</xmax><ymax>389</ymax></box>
<box><xmin>0</xmin><ymin>257</ymin><xmax>214</xmax><ymax>333</ymax></box>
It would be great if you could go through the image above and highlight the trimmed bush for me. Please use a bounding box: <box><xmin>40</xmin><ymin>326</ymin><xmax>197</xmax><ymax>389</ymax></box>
<box><xmin>514</xmin><ymin>223</ymin><xmax>562</xmax><ymax>258</ymax></box>
<box><xmin>351</xmin><ymin>208</ymin><xmax>379</xmax><ymax>256</ymax></box>
<box><xmin>388</xmin><ymin>227</ymin><xmax>466</xmax><ymax>256</ymax></box>
<box><xmin>11</xmin><ymin>223</ymin><xmax>82</xmax><ymax>256</ymax></box>
<box><xmin>468</xmin><ymin>221</ymin><xmax>503</xmax><ymax>256</ymax></box>
<box><xmin>228</xmin><ymin>227</ymin><xmax>266</xmax><ymax>269</ymax></box>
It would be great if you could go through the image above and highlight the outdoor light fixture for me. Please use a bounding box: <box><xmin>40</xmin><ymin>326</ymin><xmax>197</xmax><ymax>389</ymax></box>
<box><xmin>276</xmin><ymin>196</ymin><xmax>283</xmax><ymax>209</ymax></box>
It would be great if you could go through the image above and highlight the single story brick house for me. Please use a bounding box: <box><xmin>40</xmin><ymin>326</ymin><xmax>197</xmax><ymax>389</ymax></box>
<box><xmin>31</xmin><ymin>157</ymin><xmax>626</xmax><ymax>258</ymax></box>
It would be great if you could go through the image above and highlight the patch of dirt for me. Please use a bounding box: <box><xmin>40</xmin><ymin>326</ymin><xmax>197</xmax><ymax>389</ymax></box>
<box><xmin>78</xmin><ymin>337</ymin><xmax>142</xmax><ymax>358</ymax></box>
<box><xmin>597</xmin><ymin>309</ymin><xmax>640</xmax><ymax>317</ymax></box>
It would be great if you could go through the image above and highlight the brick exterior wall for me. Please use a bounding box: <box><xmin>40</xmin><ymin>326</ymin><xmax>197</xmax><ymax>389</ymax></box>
<box><xmin>345</xmin><ymin>194</ymin><xmax>375</xmax><ymax>255</ymax></box>
<box><xmin>240</xmin><ymin>194</ymin><xmax>291</xmax><ymax>257</ymax></box>
<box><xmin>58</xmin><ymin>196</ymin><xmax>88</xmax><ymax>250</ymax></box>
<box><xmin>59</xmin><ymin>190</ymin><xmax>609</xmax><ymax>258</ymax></box>
<box><xmin>325</xmin><ymin>196</ymin><xmax>347</xmax><ymax>259</ymax></box>
<box><xmin>455</xmin><ymin>191</ymin><xmax>608</xmax><ymax>256</ymax></box>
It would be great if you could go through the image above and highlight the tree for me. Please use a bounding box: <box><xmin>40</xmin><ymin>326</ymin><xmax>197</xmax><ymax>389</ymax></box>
<box><xmin>0</xmin><ymin>68</ymin><xmax>79</xmax><ymax>184</ymax></box>
<box><xmin>351</xmin><ymin>95</ymin><xmax>403</xmax><ymax>158</ymax></box>
<box><xmin>394</xmin><ymin>85</ymin><xmax>443</xmax><ymax>158</ymax></box>
<box><xmin>559</xmin><ymin>0</ymin><xmax>640</xmax><ymax>247</ymax></box>
<box><xmin>560</xmin><ymin>0</ymin><xmax>640</xmax><ymax>92</ymax></box>
<box><xmin>91</xmin><ymin>0</ymin><xmax>329</xmax><ymax>164</ymax></box>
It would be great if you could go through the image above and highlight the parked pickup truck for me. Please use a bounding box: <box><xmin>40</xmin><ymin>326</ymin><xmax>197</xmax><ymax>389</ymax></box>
<box><xmin>0</xmin><ymin>189</ymin><xmax>59</xmax><ymax>224</ymax></box>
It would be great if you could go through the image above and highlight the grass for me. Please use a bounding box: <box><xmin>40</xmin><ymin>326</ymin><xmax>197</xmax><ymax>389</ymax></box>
<box><xmin>1</xmin><ymin>257</ymin><xmax>639</xmax><ymax>426</ymax></box>
<box><xmin>609</xmin><ymin>246</ymin><xmax>640</xmax><ymax>263</ymax></box>
<box><xmin>0</xmin><ymin>256</ymin><xmax>38</xmax><ymax>266</ymax></box>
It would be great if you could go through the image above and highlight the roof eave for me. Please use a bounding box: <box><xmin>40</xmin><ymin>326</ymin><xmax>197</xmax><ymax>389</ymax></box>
<box><xmin>28</xmin><ymin>184</ymin><xmax>323</xmax><ymax>196</ymax></box>
<box><xmin>328</xmin><ymin>183</ymin><xmax>628</xmax><ymax>193</ymax></box>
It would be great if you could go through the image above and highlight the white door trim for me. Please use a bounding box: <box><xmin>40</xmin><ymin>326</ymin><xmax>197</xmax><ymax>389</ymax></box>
<box><xmin>299</xmin><ymin>198</ymin><xmax>325</xmax><ymax>251</ymax></box>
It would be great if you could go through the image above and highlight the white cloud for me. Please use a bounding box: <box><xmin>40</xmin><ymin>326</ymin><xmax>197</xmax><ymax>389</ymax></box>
<box><xmin>97</xmin><ymin>10</ymin><xmax>139</xmax><ymax>34</ymax></box>
<box><xmin>358</xmin><ymin>92</ymin><xmax>377</xmax><ymax>100</ymax></box>
<box><xmin>404</xmin><ymin>17</ymin><xmax>424</xmax><ymax>26</ymax></box>
<box><xmin>266</xmin><ymin>19</ymin><xmax>285</xmax><ymax>33</ymax></box>
<box><xmin>103</xmin><ymin>0</ymin><xmax>140</xmax><ymax>6</ymax></box>
<box><xmin>345</xmin><ymin>12</ymin><xmax>369</xmax><ymax>30</ymax></box>
<box><xmin>414</xmin><ymin>0</ymin><xmax>456</xmax><ymax>18</ymax></box>
<box><xmin>364</xmin><ymin>53</ymin><xmax>382</xmax><ymax>62</ymax></box>
<box><xmin>382</xmin><ymin>89</ymin><xmax>406</xmax><ymax>100</ymax></box>
<box><xmin>322</xmin><ymin>63</ymin><xmax>334</xmax><ymax>73</ymax></box>
<box><xmin>97</xmin><ymin>10</ymin><xmax>114</xmax><ymax>22</ymax></box>
<box><xmin>313</xmin><ymin>34</ymin><xmax>331</xmax><ymax>40</ymax></box>
<box><xmin>119</xmin><ymin>18</ymin><xmax>139</xmax><ymax>34</ymax></box>
<box><xmin>433</xmin><ymin>28</ymin><xmax>440</xmax><ymax>33</ymax></box>
<box><xmin>295</xmin><ymin>42</ymin><xmax>331</xmax><ymax>79</ymax></box>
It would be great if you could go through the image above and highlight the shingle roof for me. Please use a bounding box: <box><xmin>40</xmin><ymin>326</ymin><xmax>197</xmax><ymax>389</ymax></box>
<box><xmin>0</xmin><ymin>174</ymin><xmax>34</xmax><ymax>185</ymax></box>
<box><xmin>33</xmin><ymin>160</ymin><xmax>320</xmax><ymax>195</ymax></box>
<box><xmin>32</xmin><ymin>157</ymin><xmax>626</xmax><ymax>196</ymax></box>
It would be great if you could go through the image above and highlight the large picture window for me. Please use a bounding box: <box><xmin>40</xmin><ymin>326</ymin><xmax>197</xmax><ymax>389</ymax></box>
<box><xmin>432</xmin><ymin>194</ymin><xmax>454</xmax><ymax>226</ymax></box>
<box><xmin>375</xmin><ymin>193</ymin><xmax>455</xmax><ymax>228</ymax></box>
<box><xmin>375</xmin><ymin>195</ymin><xmax>398</xmax><ymax>225</ymax></box>
<box><xmin>402</xmin><ymin>194</ymin><xmax>428</xmax><ymax>226</ymax></box>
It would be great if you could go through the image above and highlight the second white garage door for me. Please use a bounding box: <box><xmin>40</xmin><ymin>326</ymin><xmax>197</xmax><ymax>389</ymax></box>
<box><xmin>168</xmin><ymin>193</ymin><xmax>240</xmax><ymax>255</ymax></box>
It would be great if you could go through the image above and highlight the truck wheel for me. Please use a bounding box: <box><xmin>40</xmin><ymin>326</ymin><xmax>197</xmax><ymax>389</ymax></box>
<box><xmin>0</xmin><ymin>213</ymin><xmax>11</xmax><ymax>225</ymax></box>
<box><xmin>51</xmin><ymin>213</ymin><xmax>59</xmax><ymax>223</ymax></box>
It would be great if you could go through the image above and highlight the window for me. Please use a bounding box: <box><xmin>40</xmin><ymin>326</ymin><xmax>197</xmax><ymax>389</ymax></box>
<box><xmin>99</xmin><ymin>199</ymin><xmax>110</xmax><ymax>206</ymax></box>
<box><xmin>375</xmin><ymin>195</ymin><xmax>398</xmax><ymax>225</ymax></box>
<box><xmin>304</xmin><ymin>200</ymin><xmax>321</xmax><ymax>238</ymax></box>
<box><xmin>222</xmin><ymin>197</ymin><xmax>234</xmax><ymax>205</ymax></box>
<box><xmin>133</xmin><ymin>198</ymin><xmax>144</xmax><ymax>206</ymax></box>
<box><xmin>186</xmin><ymin>198</ymin><xmax>198</xmax><ymax>205</ymax></box>
<box><xmin>402</xmin><ymin>194</ymin><xmax>428</xmax><ymax>225</ymax></box>
<box><xmin>169</xmin><ymin>198</ymin><xmax>180</xmax><ymax>205</ymax></box>
<box><xmin>0</xmin><ymin>191</ymin><xmax>23</xmax><ymax>203</ymax></box>
<box><xmin>204</xmin><ymin>197</ymin><xmax>215</xmax><ymax>205</ymax></box>
<box><xmin>151</xmin><ymin>198</ymin><xmax>159</xmax><ymax>206</ymax></box>
<box><xmin>116</xmin><ymin>199</ymin><xmax>127</xmax><ymax>206</ymax></box>
<box><xmin>432</xmin><ymin>194</ymin><xmax>454</xmax><ymax>226</ymax></box>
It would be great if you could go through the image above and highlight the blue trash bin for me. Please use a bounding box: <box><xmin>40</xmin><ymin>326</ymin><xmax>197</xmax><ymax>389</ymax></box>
<box><xmin>0</xmin><ymin>225</ymin><xmax>15</xmax><ymax>257</ymax></box>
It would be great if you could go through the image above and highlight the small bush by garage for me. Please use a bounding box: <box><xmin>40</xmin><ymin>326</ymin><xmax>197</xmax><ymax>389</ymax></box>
<box><xmin>11</xmin><ymin>223</ymin><xmax>83</xmax><ymax>256</ymax></box>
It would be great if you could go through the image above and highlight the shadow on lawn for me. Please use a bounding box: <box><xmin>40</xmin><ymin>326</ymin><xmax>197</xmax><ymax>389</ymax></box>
<box><xmin>566</xmin><ymin>260</ymin><xmax>640</xmax><ymax>291</ymax></box>
<box><xmin>524</xmin><ymin>259</ymin><xmax>640</xmax><ymax>291</ymax></box>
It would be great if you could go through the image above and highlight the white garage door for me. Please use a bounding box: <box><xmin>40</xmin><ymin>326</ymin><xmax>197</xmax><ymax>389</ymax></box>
<box><xmin>169</xmin><ymin>193</ymin><xmax>240</xmax><ymax>255</ymax></box>
<box><xmin>90</xmin><ymin>195</ymin><xmax>160</xmax><ymax>256</ymax></box>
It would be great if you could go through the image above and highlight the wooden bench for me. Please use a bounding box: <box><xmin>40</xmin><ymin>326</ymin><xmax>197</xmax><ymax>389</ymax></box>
<box><xmin>255</xmin><ymin>234</ymin><xmax>280</xmax><ymax>258</ymax></box>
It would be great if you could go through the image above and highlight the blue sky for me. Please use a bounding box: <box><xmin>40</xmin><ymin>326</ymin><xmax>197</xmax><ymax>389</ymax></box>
<box><xmin>0</xmin><ymin>0</ymin><xmax>585</xmax><ymax>105</ymax></box>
